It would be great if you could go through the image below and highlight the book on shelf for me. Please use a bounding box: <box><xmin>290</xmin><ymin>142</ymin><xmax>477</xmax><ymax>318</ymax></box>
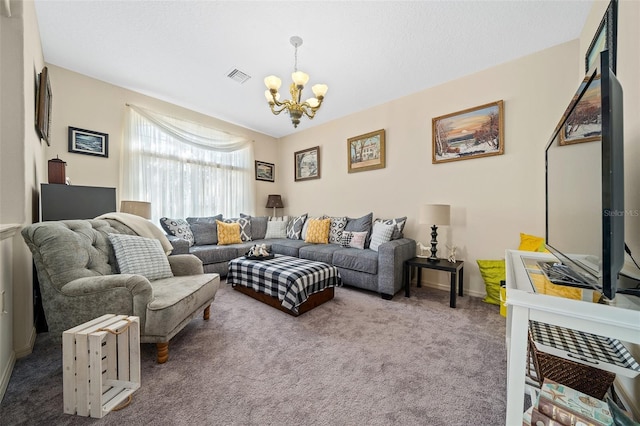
<box><xmin>531</xmin><ymin>407</ymin><xmax>570</xmax><ymax>426</ymax></box>
<box><xmin>536</xmin><ymin>379</ymin><xmax>614</xmax><ymax>426</ymax></box>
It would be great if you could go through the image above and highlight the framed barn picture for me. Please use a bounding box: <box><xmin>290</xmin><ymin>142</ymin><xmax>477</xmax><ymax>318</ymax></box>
<box><xmin>347</xmin><ymin>129</ymin><xmax>385</xmax><ymax>173</ymax></box>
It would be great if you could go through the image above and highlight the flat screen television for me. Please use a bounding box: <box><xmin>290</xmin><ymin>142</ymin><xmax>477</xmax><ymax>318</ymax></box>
<box><xmin>543</xmin><ymin>50</ymin><xmax>624</xmax><ymax>301</ymax></box>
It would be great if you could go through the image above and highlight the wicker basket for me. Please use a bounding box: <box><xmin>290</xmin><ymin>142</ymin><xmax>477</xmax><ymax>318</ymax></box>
<box><xmin>527</xmin><ymin>330</ymin><xmax>615</xmax><ymax>400</ymax></box>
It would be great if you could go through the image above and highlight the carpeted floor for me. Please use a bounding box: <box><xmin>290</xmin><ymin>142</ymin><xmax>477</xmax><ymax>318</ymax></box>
<box><xmin>0</xmin><ymin>282</ymin><xmax>507</xmax><ymax>425</ymax></box>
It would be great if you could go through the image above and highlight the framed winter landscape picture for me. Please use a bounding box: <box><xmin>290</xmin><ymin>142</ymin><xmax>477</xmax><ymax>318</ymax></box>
<box><xmin>294</xmin><ymin>146</ymin><xmax>320</xmax><ymax>181</ymax></box>
<box><xmin>255</xmin><ymin>160</ymin><xmax>275</xmax><ymax>182</ymax></box>
<box><xmin>432</xmin><ymin>100</ymin><xmax>504</xmax><ymax>164</ymax></box>
<box><xmin>347</xmin><ymin>129</ymin><xmax>385</xmax><ymax>173</ymax></box>
<box><xmin>68</xmin><ymin>126</ymin><xmax>109</xmax><ymax>158</ymax></box>
<box><xmin>559</xmin><ymin>74</ymin><xmax>601</xmax><ymax>146</ymax></box>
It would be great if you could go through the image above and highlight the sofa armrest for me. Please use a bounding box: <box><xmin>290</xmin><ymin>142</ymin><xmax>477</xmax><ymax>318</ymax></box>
<box><xmin>377</xmin><ymin>238</ymin><xmax>417</xmax><ymax>297</ymax></box>
<box><xmin>168</xmin><ymin>254</ymin><xmax>204</xmax><ymax>276</ymax></box>
<box><xmin>167</xmin><ymin>234</ymin><xmax>190</xmax><ymax>255</ymax></box>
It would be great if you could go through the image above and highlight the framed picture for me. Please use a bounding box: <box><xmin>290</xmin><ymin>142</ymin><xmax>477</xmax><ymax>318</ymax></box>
<box><xmin>585</xmin><ymin>0</ymin><xmax>617</xmax><ymax>73</ymax></box>
<box><xmin>294</xmin><ymin>146</ymin><xmax>320</xmax><ymax>181</ymax></box>
<box><xmin>36</xmin><ymin>66</ymin><xmax>52</xmax><ymax>146</ymax></box>
<box><xmin>68</xmin><ymin>127</ymin><xmax>109</xmax><ymax>158</ymax></box>
<box><xmin>432</xmin><ymin>100</ymin><xmax>504</xmax><ymax>164</ymax></box>
<box><xmin>559</xmin><ymin>74</ymin><xmax>601</xmax><ymax>146</ymax></box>
<box><xmin>255</xmin><ymin>160</ymin><xmax>275</xmax><ymax>182</ymax></box>
<box><xmin>347</xmin><ymin>129</ymin><xmax>386</xmax><ymax>173</ymax></box>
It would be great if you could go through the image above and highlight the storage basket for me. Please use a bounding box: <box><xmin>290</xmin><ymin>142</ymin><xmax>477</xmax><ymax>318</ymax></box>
<box><xmin>527</xmin><ymin>329</ymin><xmax>615</xmax><ymax>400</ymax></box>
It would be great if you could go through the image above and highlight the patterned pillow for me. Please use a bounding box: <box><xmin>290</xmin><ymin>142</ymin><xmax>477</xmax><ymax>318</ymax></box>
<box><xmin>301</xmin><ymin>215</ymin><xmax>325</xmax><ymax>240</ymax></box>
<box><xmin>108</xmin><ymin>234</ymin><xmax>173</xmax><ymax>281</ymax></box>
<box><xmin>340</xmin><ymin>231</ymin><xmax>367</xmax><ymax>249</ymax></box>
<box><xmin>223</xmin><ymin>217</ymin><xmax>252</xmax><ymax>241</ymax></box>
<box><xmin>328</xmin><ymin>216</ymin><xmax>347</xmax><ymax>244</ymax></box>
<box><xmin>286</xmin><ymin>214</ymin><xmax>308</xmax><ymax>239</ymax></box>
<box><xmin>241</xmin><ymin>214</ymin><xmax>268</xmax><ymax>240</ymax></box>
<box><xmin>186</xmin><ymin>215</ymin><xmax>223</xmax><ymax>245</ymax></box>
<box><xmin>264</xmin><ymin>220</ymin><xmax>288</xmax><ymax>239</ymax></box>
<box><xmin>304</xmin><ymin>218</ymin><xmax>331</xmax><ymax>244</ymax></box>
<box><xmin>159</xmin><ymin>217</ymin><xmax>195</xmax><ymax>247</ymax></box>
<box><xmin>369</xmin><ymin>222</ymin><xmax>395</xmax><ymax>252</ymax></box>
<box><xmin>374</xmin><ymin>216</ymin><xmax>407</xmax><ymax>240</ymax></box>
<box><xmin>216</xmin><ymin>220</ymin><xmax>243</xmax><ymax>245</ymax></box>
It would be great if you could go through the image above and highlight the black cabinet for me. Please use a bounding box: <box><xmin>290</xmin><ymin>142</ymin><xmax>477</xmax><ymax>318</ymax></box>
<box><xmin>40</xmin><ymin>184</ymin><xmax>116</xmax><ymax>221</ymax></box>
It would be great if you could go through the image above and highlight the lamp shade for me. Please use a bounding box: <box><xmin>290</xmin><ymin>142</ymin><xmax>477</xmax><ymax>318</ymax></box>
<box><xmin>419</xmin><ymin>204</ymin><xmax>450</xmax><ymax>226</ymax></box>
<box><xmin>265</xmin><ymin>194</ymin><xmax>284</xmax><ymax>209</ymax></box>
<box><xmin>120</xmin><ymin>200</ymin><xmax>151</xmax><ymax>219</ymax></box>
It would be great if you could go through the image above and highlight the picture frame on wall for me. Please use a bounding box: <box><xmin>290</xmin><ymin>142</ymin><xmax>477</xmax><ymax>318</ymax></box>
<box><xmin>294</xmin><ymin>146</ymin><xmax>320</xmax><ymax>181</ymax></box>
<box><xmin>347</xmin><ymin>129</ymin><xmax>386</xmax><ymax>173</ymax></box>
<box><xmin>68</xmin><ymin>127</ymin><xmax>109</xmax><ymax>158</ymax></box>
<box><xmin>585</xmin><ymin>0</ymin><xmax>617</xmax><ymax>73</ymax></box>
<box><xmin>36</xmin><ymin>66</ymin><xmax>52</xmax><ymax>146</ymax></box>
<box><xmin>432</xmin><ymin>100</ymin><xmax>504</xmax><ymax>164</ymax></box>
<box><xmin>255</xmin><ymin>160</ymin><xmax>275</xmax><ymax>182</ymax></box>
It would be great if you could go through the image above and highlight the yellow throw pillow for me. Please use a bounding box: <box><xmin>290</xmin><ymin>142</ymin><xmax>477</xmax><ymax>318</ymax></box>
<box><xmin>304</xmin><ymin>218</ymin><xmax>331</xmax><ymax>244</ymax></box>
<box><xmin>518</xmin><ymin>233</ymin><xmax>546</xmax><ymax>252</ymax></box>
<box><xmin>216</xmin><ymin>220</ymin><xmax>242</xmax><ymax>245</ymax></box>
<box><xmin>477</xmin><ymin>259</ymin><xmax>505</xmax><ymax>305</ymax></box>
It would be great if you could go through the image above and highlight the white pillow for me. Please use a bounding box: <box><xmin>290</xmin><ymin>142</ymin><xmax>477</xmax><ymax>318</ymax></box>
<box><xmin>369</xmin><ymin>222</ymin><xmax>395</xmax><ymax>252</ymax></box>
<box><xmin>108</xmin><ymin>234</ymin><xmax>173</xmax><ymax>281</ymax></box>
<box><xmin>264</xmin><ymin>220</ymin><xmax>288</xmax><ymax>239</ymax></box>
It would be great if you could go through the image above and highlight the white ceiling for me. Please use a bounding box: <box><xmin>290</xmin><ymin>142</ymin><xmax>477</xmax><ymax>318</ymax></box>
<box><xmin>33</xmin><ymin>0</ymin><xmax>593</xmax><ymax>139</ymax></box>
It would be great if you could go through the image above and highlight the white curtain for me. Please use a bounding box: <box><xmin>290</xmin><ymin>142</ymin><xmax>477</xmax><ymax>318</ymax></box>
<box><xmin>122</xmin><ymin>105</ymin><xmax>255</xmax><ymax>225</ymax></box>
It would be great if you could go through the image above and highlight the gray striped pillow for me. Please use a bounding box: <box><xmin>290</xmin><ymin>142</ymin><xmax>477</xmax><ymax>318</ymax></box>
<box><xmin>108</xmin><ymin>234</ymin><xmax>173</xmax><ymax>281</ymax></box>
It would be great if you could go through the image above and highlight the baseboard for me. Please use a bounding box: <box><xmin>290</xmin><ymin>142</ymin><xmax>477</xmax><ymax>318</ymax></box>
<box><xmin>14</xmin><ymin>326</ymin><xmax>36</xmax><ymax>359</ymax></box>
<box><xmin>419</xmin><ymin>280</ymin><xmax>485</xmax><ymax>298</ymax></box>
<box><xmin>0</xmin><ymin>350</ymin><xmax>16</xmax><ymax>404</ymax></box>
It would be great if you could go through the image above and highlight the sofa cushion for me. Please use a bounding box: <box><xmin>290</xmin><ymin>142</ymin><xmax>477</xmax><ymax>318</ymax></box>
<box><xmin>269</xmin><ymin>238</ymin><xmax>310</xmax><ymax>257</ymax></box>
<box><xmin>286</xmin><ymin>213</ymin><xmax>307</xmax><ymax>239</ymax></box>
<box><xmin>304</xmin><ymin>218</ymin><xmax>330</xmax><ymax>244</ymax></box>
<box><xmin>340</xmin><ymin>231</ymin><xmax>367</xmax><ymax>249</ymax></box>
<box><xmin>345</xmin><ymin>212</ymin><xmax>373</xmax><ymax>247</ymax></box>
<box><xmin>265</xmin><ymin>220</ymin><xmax>288</xmax><ymax>239</ymax></box>
<box><xmin>328</xmin><ymin>216</ymin><xmax>347</xmax><ymax>244</ymax></box>
<box><xmin>216</xmin><ymin>220</ymin><xmax>243</xmax><ymax>245</ymax></box>
<box><xmin>333</xmin><ymin>248</ymin><xmax>378</xmax><ymax>274</ymax></box>
<box><xmin>369</xmin><ymin>222</ymin><xmax>395</xmax><ymax>252</ymax></box>
<box><xmin>301</xmin><ymin>215</ymin><xmax>325</xmax><ymax>240</ymax></box>
<box><xmin>241</xmin><ymin>214</ymin><xmax>268</xmax><ymax>240</ymax></box>
<box><xmin>190</xmin><ymin>244</ymin><xmax>239</xmax><ymax>264</ymax></box>
<box><xmin>299</xmin><ymin>244</ymin><xmax>342</xmax><ymax>264</ymax></box>
<box><xmin>108</xmin><ymin>234</ymin><xmax>173</xmax><ymax>281</ymax></box>
<box><xmin>374</xmin><ymin>216</ymin><xmax>407</xmax><ymax>240</ymax></box>
<box><xmin>187</xmin><ymin>215</ymin><xmax>223</xmax><ymax>245</ymax></box>
<box><xmin>223</xmin><ymin>217</ymin><xmax>252</xmax><ymax>241</ymax></box>
<box><xmin>160</xmin><ymin>217</ymin><xmax>195</xmax><ymax>247</ymax></box>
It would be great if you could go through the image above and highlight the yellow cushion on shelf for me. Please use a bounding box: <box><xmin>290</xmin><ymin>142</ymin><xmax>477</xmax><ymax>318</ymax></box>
<box><xmin>304</xmin><ymin>218</ymin><xmax>331</xmax><ymax>244</ymax></box>
<box><xmin>518</xmin><ymin>233</ymin><xmax>547</xmax><ymax>252</ymax></box>
<box><xmin>216</xmin><ymin>220</ymin><xmax>242</xmax><ymax>245</ymax></box>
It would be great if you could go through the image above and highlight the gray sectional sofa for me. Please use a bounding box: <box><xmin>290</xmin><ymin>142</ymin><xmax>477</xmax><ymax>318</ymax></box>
<box><xmin>162</xmin><ymin>212</ymin><xmax>416</xmax><ymax>299</ymax></box>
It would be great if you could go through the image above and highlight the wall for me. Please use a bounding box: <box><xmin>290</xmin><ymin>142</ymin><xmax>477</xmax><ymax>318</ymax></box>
<box><xmin>44</xmin><ymin>65</ymin><xmax>280</xmax><ymax>217</ymax></box>
<box><xmin>278</xmin><ymin>40</ymin><xmax>579</xmax><ymax>297</ymax></box>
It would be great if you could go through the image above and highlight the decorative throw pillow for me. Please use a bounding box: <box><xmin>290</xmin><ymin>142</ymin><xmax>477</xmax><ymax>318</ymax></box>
<box><xmin>304</xmin><ymin>218</ymin><xmax>331</xmax><ymax>244</ymax></box>
<box><xmin>518</xmin><ymin>233</ymin><xmax>546</xmax><ymax>252</ymax></box>
<box><xmin>223</xmin><ymin>217</ymin><xmax>252</xmax><ymax>241</ymax></box>
<box><xmin>108</xmin><ymin>234</ymin><xmax>173</xmax><ymax>281</ymax></box>
<box><xmin>241</xmin><ymin>214</ymin><xmax>268</xmax><ymax>240</ymax></box>
<box><xmin>369</xmin><ymin>222</ymin><xmax>395</xmax><ymax>252</ymax></box>
<box><xmin>340</xmin><ymin>231</ymin><xmax>367</xmax><ymax>249</ymax></box>
<box><xmin>264</xmin><ymin>220</ymin><xmax>288</xmax><ymax>239</ymax></box>
<box><xmin>216</xmin><ymin>220</ymin><xmax>243</xmax><ymax>245</ymax></box>
<box><xmin>159</xmin><ymin>217</ymin><xmax>195</xmax><ymax>247</ymax></box>
<box><xmin>186</xmin><ymin>215</ymin><xmax>223</xmax><ymax>245</ymax></box>
<box><xmin>477</xmin><ymin>259</ymin><xmax>505</xmax><ymax>305</ymax></box>
<box><xmin>345</xmin><ymin>212</ymin><xmax>373</xmax><ymax>233</ymax></box>
<box><xmin>286</xmin><ymin>214</ymin><xmax>308</xmax><ymax>239</ymax></box>
<box><xmin>301</xmin><ymin>215</ymin><xmax>325</xmax><ymax>240</ymax></box>
<box><xmin>374</xmin><ymin>216</ymin><xmax>407</xmax><ymax>240</ymax></box>
<box><xmin>340</xmin><ymin>231</ymin><xmax>353</xmax><ymax>248</ymax></box>
<box><xmin>328</xmin><ymin>216</ymin><xmax>347</xmax><ymax>245</ymax></box>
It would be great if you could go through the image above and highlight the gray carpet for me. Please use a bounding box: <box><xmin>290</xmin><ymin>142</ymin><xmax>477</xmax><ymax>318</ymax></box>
<box><xmin>0</xmin><ymin>282</ymin><xmax>507</xmax><ymax>425</ymax></box>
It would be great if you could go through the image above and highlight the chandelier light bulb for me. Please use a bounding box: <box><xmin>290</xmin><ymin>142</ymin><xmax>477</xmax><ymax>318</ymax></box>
<box><xmin>305</xmin><ymin>98</ymin><xmax>319</xmax><ymax>108</ymax></box>
<box><xmin>292</xmin><ymin>71</ymin><xmax>309</xmax><ymax>87</ymax></box>
<box><xmin>312</xmin><ymin>84</ymin><xmax>328</xmax><ymax>98</ymax></box>
<box><xmin>264</xmin><ymin>75</ymin><xmax>282</xmax><ymax>91</ymax></box>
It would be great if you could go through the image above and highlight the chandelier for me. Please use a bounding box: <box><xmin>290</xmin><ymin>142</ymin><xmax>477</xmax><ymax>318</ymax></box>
<box><xmin>264</xmin><ymin>36</ymin><xmax>328</xmax><ymax>128</ymax></box>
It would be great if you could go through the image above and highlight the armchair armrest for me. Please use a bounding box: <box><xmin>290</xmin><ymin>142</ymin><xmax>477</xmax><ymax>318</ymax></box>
<box><xmin>167</xmin><ymin>234</ymin><xmax>190</xmax><ymax>255</ymax></box>
<box><xmin>168</xmin><ymin>254</ymin><xmax>204</xmax><ymax>276</ymax></box>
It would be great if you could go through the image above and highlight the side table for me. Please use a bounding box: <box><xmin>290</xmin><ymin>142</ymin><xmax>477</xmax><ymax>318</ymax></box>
<box><xmin>404</xmin><ymin>257</ymin><xmax>464</xmax><ymax>308</ymax></box>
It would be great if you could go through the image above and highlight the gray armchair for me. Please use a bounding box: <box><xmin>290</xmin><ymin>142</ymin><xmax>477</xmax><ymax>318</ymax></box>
<box><xmin>22</xmin><ymin>219</ymin><xmax>220</xmax><ymax>363</ymax></box>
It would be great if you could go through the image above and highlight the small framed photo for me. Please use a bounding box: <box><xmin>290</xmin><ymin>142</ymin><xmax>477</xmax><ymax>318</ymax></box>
<box><xmin>255</xmin><ymin>160</ymin><xmax>275</xmax><ymax>182</ymax></box>
<box><xmin>294</xmin><ymin>146</ymin><xmax>320</xmax><ymax>182</ymax></box>
<box><xmin>347</xmin><ymin>129</ymin><xmax>385</xmax><ymax>173</ymax></box>
<box><xmin>68</xmin><ymin>127</ymin><xmax>109</xmax><ymax>158</ymax></box>
<box><xmin>585</xmin><ymin>0</ymin><xmax>617</xmax><ymax>73</ymax></box>
<box><xmin>432</xmin><ymin>100</ymin><xmax>504</xmax><ymax>164</ymax></box>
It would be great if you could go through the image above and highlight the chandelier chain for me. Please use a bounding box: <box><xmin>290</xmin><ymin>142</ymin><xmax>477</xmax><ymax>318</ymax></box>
<box><xmin>294</xmin><ymin>44</ymin><xmax>298</xmax><ymax>72</ymax></box>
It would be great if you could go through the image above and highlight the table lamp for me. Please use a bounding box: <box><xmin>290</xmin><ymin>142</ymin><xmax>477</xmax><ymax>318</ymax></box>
<box><xmin>419</xmin><ymin>204</ymin><xmax>450</xmax><ymax>261</ymax></box>
<box><xmin>120</xmin><ymin>200</ymin><xmax>152</xmax><ymax>219</ymax></box>
<box><xmin>265</xmin><ymin>194</ymin><xmax>284</xmax><ymax>217</ymax></box>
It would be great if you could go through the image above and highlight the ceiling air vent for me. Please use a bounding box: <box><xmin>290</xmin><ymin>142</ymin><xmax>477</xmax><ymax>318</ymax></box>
<box><xmin>226</xmin><ymin>68</ymin><xmax>251</xmax><ymax>84</ymax></box>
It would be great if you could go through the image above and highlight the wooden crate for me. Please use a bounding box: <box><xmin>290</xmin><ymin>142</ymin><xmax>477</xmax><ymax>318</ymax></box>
<box><xmin>62</xmin><ymin>314</ymin><xmax>140</xmax><ymax>418</ymax></box>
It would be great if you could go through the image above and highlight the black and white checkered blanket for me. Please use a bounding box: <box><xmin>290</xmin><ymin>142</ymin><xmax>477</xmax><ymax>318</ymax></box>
<box><xmin>227</xmin><ymin>255</ymin><xmax>342</xmax><ymax>313</ymax></box>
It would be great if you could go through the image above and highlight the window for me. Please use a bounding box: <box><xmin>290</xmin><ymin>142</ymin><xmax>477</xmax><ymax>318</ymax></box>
<box><xmin>123</xmin><ymin>105</ymin><xmax>254</xmax><ymax>224</ymax></box>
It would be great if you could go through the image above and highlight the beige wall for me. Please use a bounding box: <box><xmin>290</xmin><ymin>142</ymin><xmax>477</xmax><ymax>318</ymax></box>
<box><xmin>278</xmin><ymin>40</ymin><xmax>579</xmax><ymax>297</ymax></box>
<box><xmin>45</xmin><ymin>65</ymin><xmax>280</xmax><ymax>216</ymax></box>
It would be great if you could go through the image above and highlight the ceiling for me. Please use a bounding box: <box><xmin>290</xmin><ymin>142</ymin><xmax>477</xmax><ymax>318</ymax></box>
<box><xmin>33</xmin><ymin>0</ymin><xmax>593</xmax><ymax>139</ymax></box>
